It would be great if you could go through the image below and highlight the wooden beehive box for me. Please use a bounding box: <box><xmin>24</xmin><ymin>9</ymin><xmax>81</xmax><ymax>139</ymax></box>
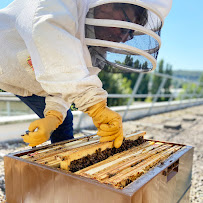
<box><xmin>4</xmin><ymin>131</ymin><xmax>193</xmax><ymax>203</ymax></box>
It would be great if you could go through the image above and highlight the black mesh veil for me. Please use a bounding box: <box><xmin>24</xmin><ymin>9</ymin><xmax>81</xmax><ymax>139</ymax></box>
<box><xmin>85</xmin><ymin>2</ymin><xmax>163</xmax><ymax>73</ymax></box>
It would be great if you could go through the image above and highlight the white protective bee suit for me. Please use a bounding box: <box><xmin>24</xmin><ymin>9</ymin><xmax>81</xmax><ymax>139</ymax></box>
<box><xmin>0</xmin><ymin>0</ymin><xmax>172</xmax><ymax>119</ymax></box>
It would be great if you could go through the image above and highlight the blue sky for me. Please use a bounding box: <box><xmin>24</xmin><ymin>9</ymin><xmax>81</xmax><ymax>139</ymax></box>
<box><xmin>158</xmin><ymin>0</ymin><xmax>203</xmax><ymax>71</ymax></box>
<box><xmin>0</xmin><ymin>0</ymin><xmax>202</xmax><ymax>71</ymax></box>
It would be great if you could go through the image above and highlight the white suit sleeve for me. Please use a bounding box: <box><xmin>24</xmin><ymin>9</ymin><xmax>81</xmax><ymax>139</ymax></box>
<box><xmin>24</xmin><ymin>0</ymin><xmax>107</xmax><ymax>118</ymax></box>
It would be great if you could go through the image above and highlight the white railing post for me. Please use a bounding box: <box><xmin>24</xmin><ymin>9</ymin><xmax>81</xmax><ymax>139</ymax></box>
<box><xmin>178</xmin><ymin>81</ymin><xmax>189</xmax><ymax>108</ymax></box>
<box><xmin>1</xmin><ymin>75</ymin><xmax>203</xmax><ymax>130</ymax></box>
<box><xmin>165</xmin><ymin>80</ymin><xmax>181</xmax><ymax>111</ymax></box>
<box><xmin>148</xmin><ymin>77</ymin><xmax>167</xmax><ymax>115</ymax></box>
<box><xmin>123</xmin><ymin>73</ymin><xmax>144</xmax><ymax>120</ymax></box>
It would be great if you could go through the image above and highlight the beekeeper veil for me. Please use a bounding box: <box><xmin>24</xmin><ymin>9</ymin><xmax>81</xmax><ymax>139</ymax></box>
<box><xmin>85</xmin><ymin>0</ymin><xmax>172</xmax><ymax>73</ymax></box>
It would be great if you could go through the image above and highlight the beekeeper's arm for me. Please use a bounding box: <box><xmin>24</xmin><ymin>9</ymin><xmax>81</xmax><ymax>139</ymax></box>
<box><xmin>22</xmin><ymin>0</ymin><xmax>123</xmax><ymax>148</ymax></box>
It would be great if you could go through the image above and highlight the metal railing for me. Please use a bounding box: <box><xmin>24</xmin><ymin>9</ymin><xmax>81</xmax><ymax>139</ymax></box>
<box><xmin>0</xmin><ymin>72</ymin><xmax>203</xmax><ymax>130</ymax></box>
<box><xmin>76</xmin><ymin>72</ymin><xmax>203</xmax><ymax>129</ymax></box>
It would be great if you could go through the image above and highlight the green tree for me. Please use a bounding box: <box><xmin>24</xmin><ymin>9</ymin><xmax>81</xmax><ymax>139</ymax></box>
<box><xmin>138</xmin><ymin>62</ymin><xmax>150</xmax><ymax>101</ymax></box>
<box><xmin>165</xmin><ymin>64</ymin><xmax>172</xmax><ymax>92</ymax></box>
<box><xmin>151</xmin><ymin>59</ymin><xmax>164</xmax><ymax>100</ymax></box>
<box><xmin>124</xmin><ymin>55</ymin><xmax>133</xmax><ymax>67</ymax></box>
<box><xmin>163</xmin><ymin>63</ymin><xmax>173</xmax><ymax>101</ymax></box>
<box><xmin>199</xmin><ymin>72</ymin><xmax>203</xmax><ymax>87</ymax></box>
<box><xmin>178</xmin><ymin>83</ymin><xmax>198</xmax><ymax>100</ymax></box>
<box><xmin>98</xmin><ymin>70</ymin><xmax>132</xmax><ymax>106</ymax></box>
<box><xmin>197</xmin><ymin>72</ymin><xmax>203</xmax><ymax>97</ymax></box>
<box><xmin>151</xmin><ymin>59</ymin><xmax>174</xmax><ymax>101</ymax></box>
<box><xmin>122</xmin><ymin>58</ymin><xmax>150</xmax><ymax>101</ymax></box>
<box><xmin>122</xmin><ymin>59</ymin><xmax>140</xmax><ymax>89</ymax></box>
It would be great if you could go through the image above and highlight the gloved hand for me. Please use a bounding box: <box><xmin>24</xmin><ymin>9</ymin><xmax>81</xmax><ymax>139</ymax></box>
<box><xmin>22</xmin><ymin>110</ymin><xmax>63</xmax><ymax>147</ymax></box>
<box><xmin>85</xmin><ymin>100</ymin><xmax>123</xmax><ymax>148</ymax></box>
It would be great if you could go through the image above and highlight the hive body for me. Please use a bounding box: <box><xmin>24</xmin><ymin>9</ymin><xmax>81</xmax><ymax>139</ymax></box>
<box><xmin>4</xmin><ymin>131</ymin><xmax>193</xmax><ymax>203</ymax></box>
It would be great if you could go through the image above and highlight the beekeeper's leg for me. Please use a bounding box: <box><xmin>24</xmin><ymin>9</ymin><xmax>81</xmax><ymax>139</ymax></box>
<box><xmin>16</xmin><ymin>94</ymin><xmax>73</xmax><ymax>143</ymax></box>
<box><xmin>50</xmin><ymin>109</ymin><xmax>73</xmax><ymax>143</ymax></box>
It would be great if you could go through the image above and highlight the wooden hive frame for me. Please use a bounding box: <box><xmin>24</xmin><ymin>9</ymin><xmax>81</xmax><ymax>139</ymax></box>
<box><xmin>19</xmin><ymin>131</ymin><xmax>184</xmax><ymax>189</ymax></box>
<box><xmin>20</xmin><ymin>131</ymin><xmax>146</xmax><ymax>170</ymax></box>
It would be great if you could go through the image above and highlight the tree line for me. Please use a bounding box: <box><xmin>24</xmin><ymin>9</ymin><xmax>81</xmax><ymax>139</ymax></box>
<box><xmin>1</xmin><ymin>55</ymin><xmax>203</xmax><ymax>106</ymax></box>
<box><xmin>99</xmin><ymin>56</ymin><xmax>173</xmax><ymax>106</ymax></box>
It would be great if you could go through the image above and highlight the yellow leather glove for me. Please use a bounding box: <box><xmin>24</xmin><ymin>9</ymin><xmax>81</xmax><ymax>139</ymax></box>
<box><xmin>22</xmin><ymin>110</ymin><xmax>63</xmax><ymax>147</ymax></box>
<box><xmin>85</xmin><ymin>100</ymin><xmax>123</xmax><ymax>148</ymax></box>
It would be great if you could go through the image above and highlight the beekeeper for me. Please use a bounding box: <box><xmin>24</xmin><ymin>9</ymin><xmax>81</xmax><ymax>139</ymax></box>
<box><xmin>0</xmin><ymin>0</ymin><xmax>172</xmax><ymax>148</ymax></box>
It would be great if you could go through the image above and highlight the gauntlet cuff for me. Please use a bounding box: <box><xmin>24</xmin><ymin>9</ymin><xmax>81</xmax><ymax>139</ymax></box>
<box><xmin>45</xmin><ymin>110</ymin><xmax>63</xmax><ymax>127</ymax></box>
